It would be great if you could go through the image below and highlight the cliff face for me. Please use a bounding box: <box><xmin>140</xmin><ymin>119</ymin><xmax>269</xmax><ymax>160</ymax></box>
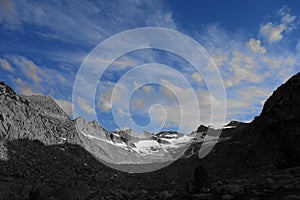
<box><xmin>250</xmin><ymin>72</ymin><xmax>300</xmax><ymax>168</ymax></box>
<box><xmin>0</xmin><ymin>81</ymin><xmax>79</xmax><ymax>145</ymax></box>
<box><xmin>252</xmin><ymin>72</ymin><xmax>300</xmax><ymax>133</ymax></box>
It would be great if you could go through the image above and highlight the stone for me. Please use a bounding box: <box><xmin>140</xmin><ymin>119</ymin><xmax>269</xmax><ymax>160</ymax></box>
<box><xmin>37</xmin><ymin>185</ymin><xmax>54</xmax><ymax>199</ymax></box>
<box><xmin>265</xmin><ymin>178</ymin><xmax>274</xmax><ymax>185</ymax></box>
<box><xmin>111</xmin><ymin>189</ymin><xmax>132</xmax><ymax>200</ymax></box>
<box><xmin>218</xmin><ymin>184</ymin><xmax>244</xmax><ymax>194</ymax></box>
<box><xmin>222</xmin><ymin>194</ymin><xmax>234</xmax><ymax>200</ymax></box>
<box><xmin>280</xmin><ymin>166</ymin><xmax>300</xmax><ymax>175</ymax></box>
<box><xmin>158</xmin><ymin>191</ymin><xmax>172</xmax><ymax>200</ymax></box>
<box><xmin>192</xmin><ymin>193</ymin><xmax>212</xmax><ymax>200</ymax></box>
<box><xmin>282</xmin><ymin>183</ymin><xmax>295</xmax><ymax>190</ymax></box>
<box><xmin>136</xmin><ymin>189</ymin><xmax>149</xmax><ymax>198</ymax></box>
<box><xmin>0</xmin><ymin>191</ymin><xmax>15</xmax><ymax>200</ymax></box>
<box><xmin>262</xmin><ymin>188</ymin><xmax>274</xmax><ymax>193</ymax></box>
<box><xmin>283</xmin><ymin>195</ymin><xmax>300</xmax><ymax>200</ymax></box>
<box><xmin>201</xmin><ymin>187</ymin><xmax>210</xmax><ymax>193</ymax></box>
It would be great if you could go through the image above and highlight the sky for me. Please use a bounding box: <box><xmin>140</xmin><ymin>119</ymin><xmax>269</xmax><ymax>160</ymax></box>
<box><xmin>0</xmin><ymin>0</ymin><xmax>299</xmax><ymax>134</ymax></box>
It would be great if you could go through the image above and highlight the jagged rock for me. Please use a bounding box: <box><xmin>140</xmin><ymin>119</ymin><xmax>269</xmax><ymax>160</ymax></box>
<box><xmin>0</xmin><ymin>81</ymin><xmax>78</xmax><ymax>145</ymax></box>
<box><xmin>197</xmin><ymin>125</ymin><xmax>208</xmax><ymax>133</ymax></box>
<box><xmin>225</xmin><ymin>121</ymin><xmax>243</xmax><ymax>127</ymax></box>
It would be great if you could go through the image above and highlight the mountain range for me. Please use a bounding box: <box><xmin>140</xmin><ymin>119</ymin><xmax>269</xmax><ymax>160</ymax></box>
<box><xmin>0</xmin><ymin>73</ymin><xmax>300</xmax><ymax>199</ymax></box>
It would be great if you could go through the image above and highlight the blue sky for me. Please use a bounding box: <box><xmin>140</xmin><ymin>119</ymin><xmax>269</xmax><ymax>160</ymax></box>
<box><xmin>0</xmin><ymin>0</ymin><xmax>299</xmax><ymax>133</ymax></box>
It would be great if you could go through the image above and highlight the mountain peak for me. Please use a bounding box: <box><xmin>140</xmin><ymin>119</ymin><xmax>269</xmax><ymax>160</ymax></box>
<box><xmin>225</xmin><ymin>120</ymin><xmax>242</xmax><ymax>127</ymax></box>
<box><xmin>0</xmin><ymin>81</ymin><xmax>17</xmax><ymax>97</ymax></box>
<box><xmin>196</xmin><ymin>125</ymin><xmax>208</xmax><ymax>133</ymax></box>
<box><xmin>249</xmin><ymin>72</ymin><xmax>300</xmax><ymax>168</ymax></box>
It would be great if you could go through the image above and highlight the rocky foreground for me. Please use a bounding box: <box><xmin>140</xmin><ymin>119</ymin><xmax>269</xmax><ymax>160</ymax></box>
<box><xmin>0</xmin><ymin>73</ymin><xmax>300</xmax><ymax>199</ymax></box>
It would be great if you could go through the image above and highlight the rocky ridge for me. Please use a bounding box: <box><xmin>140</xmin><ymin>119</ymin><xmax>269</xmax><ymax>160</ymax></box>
<box><xmin>1</xmin><ymin>71</ymin><xmax>300</xmax><ymax>199</ymax></box>
<box><xmin>0</xmin><ymin>81</ymin><xmax>78</xmax><ymax>145</ymax></box>
<box><xmin>0</xmin><ymin>81</ymin><xmax>198</xmax><ymax>166</ymax></box>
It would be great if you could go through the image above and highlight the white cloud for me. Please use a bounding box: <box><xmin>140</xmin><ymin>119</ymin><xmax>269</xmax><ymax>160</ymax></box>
<box><xmin>90</xmin><ymin>57</ymin><xmax>136</xmax><ymax>69</ymax></box>
<box><xmin>117</xmin><ymin>108</ymin><xmax>126</xmax><ymax>117</ymax></box>
<box><xmin>0</xmin><ymin>58</ymin><xmax>14</xmax><ymax>71</ymax></box>
<box><xmin>134</xmin><ymin>98</ymin><xmax>145</xmax><ymax>109</ymax></box>
<box><xmin>57</xmin><ymin>74</ymin><xmax>66</xmax><ymax>83</ymax></box>
<box><xmin>247</xmin><ymin>38</ymin><xmax>266</xmax><ymax>54</ymax></box>
<box><xmin>20</xmin><ymin>87</ymin><xmax>41</xmax><ymax>96</ymax></box>
<box><xmin>237</xmin><ymin>86</ymin><xmax>272</xmax><ymax>108</ymax></box>
<box><xmin>142</xmin><ymin>85</ymin><xmax>153</xmax><ymax>93</ymax></box>
<box><xmin>260</xmin><ymin>23</ymin><xmax>286</xmax><ymax>43</ymax></box>
<box><xmin>211</xmin><ymin>55</ymin><xmax>228</xmax><ymax>67</ymax></box>
<box><xmin>278</xmin><ymin>6</ymin><xmax>297</xmax><ymax>31</ymax></box>
<box><xmin>98</xmin><ymin>82</ymin><xmax>128</xmax><ymax>112</ymax></box>
<box><xmin>7</xmin><ymin>55</ymin><xmax>42</xmax><ymax>86</ymax></box>
<box><xmin>191</xmin><ymin>72</ymin><xmax>203</xmax><ymax>83</ymax></box>
<box><xmin>260</xmin><ymin>6</ymin><xmax>297</xmax><ymax>43</ymax></box>
<box><xmin>77</xmin><ymin>97</ymin><xmax>94</xmax><ymax>114</ymax></box>
<box><xmin>98</xmin><ymin>88</ymin><xmax>113</xmax><ymax>112</ymax></box>
<box><xmin>261</xmin><ymin>56</ymin><xmax>295</xmax><ymax>70</ymax></box>
<box><xmin>281</xmin><ymin>14</ymin><xmax>296</xmax><ymax>25</ymax></box>
<box><xmin>160</xmin><ymin>86</ymin><xmax>176</xmax><ymax>101</ymax></box>
<box><xmin>225</xmin><ymin>51</ymin><xmax>263</xmax><ymax>88</ymax></box>
<box><xmin>225</xmin><ymin>86</ymin><xmax>273</xmax><ymax>121</ymax></box>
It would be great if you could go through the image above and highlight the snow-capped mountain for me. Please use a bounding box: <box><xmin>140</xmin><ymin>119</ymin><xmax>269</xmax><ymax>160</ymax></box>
<box><xmin>0</xmin><ymin>80</ymin><xmax>238</xmax><ymax>171</ymax></box>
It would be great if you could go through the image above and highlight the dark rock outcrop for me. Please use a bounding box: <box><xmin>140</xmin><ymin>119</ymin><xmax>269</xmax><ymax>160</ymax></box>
<box><xmin>197</xmin><ymin>125</ymin><xmax>209</xmax><ymax>133</ymax></box>
<box><xmin>250</xmin><ymin>72</ymin><xmax>300</xmax><ymax>168</ymax></box>
<box><xmin>200</xmin><ymin>72</ymin><xmax>300</xmax><ymax>180</ymax></box>
<box><xmin>225</xmin><ymin>121</ymin><xmax>243</xmax><ymax>127</ymax></box>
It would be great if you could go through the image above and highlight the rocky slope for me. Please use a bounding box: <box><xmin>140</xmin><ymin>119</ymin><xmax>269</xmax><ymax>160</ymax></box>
<box><xmin>250</xmin><ymin>72</ymin><xmax>300</xmax><ymax>168</ymax></box>
<box><xmin>203</xmin><ymin>72</ymin><xmax>300</xmax><ymax>176</ymax></box>
<box><xmin>195</xmin><ymin>73</ymin><xmax>300</xmax><ymax>199</ymax></box>
<box><xmin>0</xmin><ymin>81</ymin><xmax>199</xmax><ymax>168</ymax></box>
<box><xmin>0</xmin><ymin>81</ymin><xmax>78</xmax><ymax>145</ymax></box>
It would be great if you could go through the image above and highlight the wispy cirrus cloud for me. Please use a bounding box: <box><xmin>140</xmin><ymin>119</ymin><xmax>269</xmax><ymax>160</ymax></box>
<box><xmin>77</xmin><ymin>97</ymin><xmax>94</xmax><ymax>115</ymax></box>
<box><xmin>0</xmin><ymin>0</ymin><xmax>20</xmax><ymax>30</ymax></box>
<box><xmin>0</xmin><ymin>1</ymin><xmax>299</xmax><ymax>133</ymax></box>
<box><xmin>0</xmin><ymin>0</ymin><xmax>176</xmax><ymax>46</ymax></box>
<box><xmin>0</xmin><ymin>58</ymin><xmax>14</xmax><ymax>71</ymax></box>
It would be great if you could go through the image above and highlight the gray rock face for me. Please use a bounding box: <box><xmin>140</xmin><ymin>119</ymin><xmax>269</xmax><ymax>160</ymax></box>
<box><xmin>0</xmin><ymin>81</ymin><xmax>78</xmax><ymax>145</ymax></box>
